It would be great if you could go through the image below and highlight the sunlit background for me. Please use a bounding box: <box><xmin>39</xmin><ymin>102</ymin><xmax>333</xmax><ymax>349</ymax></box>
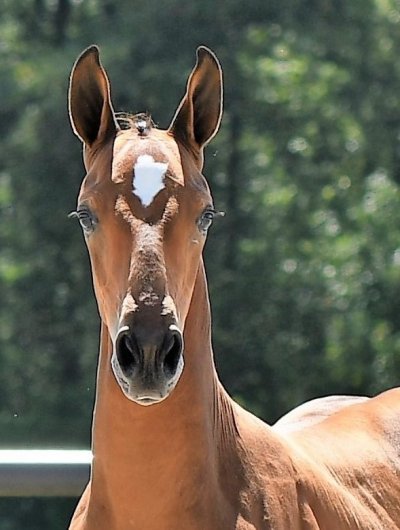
<box><xmin>1</xmin><ymin>0</ymin><xmax>400</xmax><ymax>527</ymax></box>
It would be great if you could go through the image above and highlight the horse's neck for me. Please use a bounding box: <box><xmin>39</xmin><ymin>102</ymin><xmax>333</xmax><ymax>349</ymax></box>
<box><xmin>88</xmin><ymin>261</ymin><xmax>241</xmax><ymax>523</ymax></box>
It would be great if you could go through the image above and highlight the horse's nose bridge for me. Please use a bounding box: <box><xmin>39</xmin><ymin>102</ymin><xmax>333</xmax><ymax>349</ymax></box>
<box><xmin>116</xmin><ymin>222</ymin><xmax>179</xmax><ymax>356</ymax></box>
<box><xmin>128</xmin><ymin>222</ymin><xmax>169</xmax><ymax>307</ymax></box>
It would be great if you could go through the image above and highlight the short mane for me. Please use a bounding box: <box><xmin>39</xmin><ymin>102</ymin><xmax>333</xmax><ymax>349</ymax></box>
<box><xmin>116</xmin><ymin>112</ymin><xmax>154</xmax><ymax>137</ymax></box>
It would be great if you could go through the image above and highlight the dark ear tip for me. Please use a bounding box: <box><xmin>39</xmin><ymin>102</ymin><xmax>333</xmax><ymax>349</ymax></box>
<box><xmin>74</xmin><ymin>45</ymin><xmax>101</xmax><ymax>68</ymax></box>
<box><xmin>196</xmin><ymin>46</ymin><xmax>221</xmax><ymax>68</ymax></box>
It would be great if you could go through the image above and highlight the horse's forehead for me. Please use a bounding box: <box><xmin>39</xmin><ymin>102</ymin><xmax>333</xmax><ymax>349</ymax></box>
<box><xmin>111</xmin><ymin>131</ymin><xmax>184</xmax><ymax>186</ymax></box>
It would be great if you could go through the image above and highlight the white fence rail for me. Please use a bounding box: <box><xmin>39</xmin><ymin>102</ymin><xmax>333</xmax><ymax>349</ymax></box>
<box><xmin>0</xmin><ymin>450</ymin><xmax>91</xmax><ymax>497</ymax></box>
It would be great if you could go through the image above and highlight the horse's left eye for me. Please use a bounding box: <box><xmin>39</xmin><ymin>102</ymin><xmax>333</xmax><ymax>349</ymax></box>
<box><xmin>77</xmin><ymin>208</ymin><xmax>97</xmax><ymax>234</ymax></box>
<box><xmin>198</xmin><ymin>209</ymin><xmax>215</xmax><ymax>233</ymax></box>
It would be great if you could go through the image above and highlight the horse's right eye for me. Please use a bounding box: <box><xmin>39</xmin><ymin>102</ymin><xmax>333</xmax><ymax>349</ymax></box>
<box><xmin>198</xmin><ymin>209</ymin><xmax>215</xmax><ymax>233</ymax></box>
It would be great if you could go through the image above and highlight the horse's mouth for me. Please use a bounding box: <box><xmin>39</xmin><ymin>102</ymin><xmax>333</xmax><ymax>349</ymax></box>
<box><xmin>134</xmin><ymin>395</ymin><xmax>167</xmax><ymax>406</ymax></box>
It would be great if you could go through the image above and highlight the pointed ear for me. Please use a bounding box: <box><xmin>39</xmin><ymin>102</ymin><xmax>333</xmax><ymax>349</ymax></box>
<box><xmin>68</xmin><ymin>45</ymin><xmax>119</xmax><ymax>147</ymax></box>
<box><xmin>169</xmin><ymin>46</ymin><xmax>223</xmax><ymax>154</ymax></box>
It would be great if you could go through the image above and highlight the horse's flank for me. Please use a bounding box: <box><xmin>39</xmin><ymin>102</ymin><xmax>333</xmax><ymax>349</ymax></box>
<box><xmin>68</xmin><ymin>46</ymin><xmax>400</xmax><ymax>529</ymax></box>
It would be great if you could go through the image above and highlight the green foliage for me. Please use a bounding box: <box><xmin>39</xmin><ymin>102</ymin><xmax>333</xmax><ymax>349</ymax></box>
<box><xmin>1</xmin><ymin>0</ymin><xmax>400</xmax><ymax>527</ymax></box>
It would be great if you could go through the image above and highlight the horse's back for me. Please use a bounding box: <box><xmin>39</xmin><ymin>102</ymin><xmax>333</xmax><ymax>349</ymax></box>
<box><xmin>281</xmin><ymin>388</ymin><xmax>400</xmax><ymax>529</ymax></box>
<box><xmin>278</xmin><ymin>387</ymin><xmax>400</xmax><ymax>469</ymax></box>
<box><xmin>273</xmin><ymin>394</ymin><xmax>369</xmax><ymax>433</ymax></box>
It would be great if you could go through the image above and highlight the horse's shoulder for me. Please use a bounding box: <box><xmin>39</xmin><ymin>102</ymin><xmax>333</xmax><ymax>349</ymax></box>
<box><xmin>68</xmin><ymin>482</ymin><xmax>90</xmax><ymax>529</ymax></box>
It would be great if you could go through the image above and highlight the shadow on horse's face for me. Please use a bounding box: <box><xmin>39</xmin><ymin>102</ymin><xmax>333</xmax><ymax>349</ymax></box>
<box><xmin>77</xmin><ymin>126</ymin><xmax>214</xmax><ymax>405</ymax></box>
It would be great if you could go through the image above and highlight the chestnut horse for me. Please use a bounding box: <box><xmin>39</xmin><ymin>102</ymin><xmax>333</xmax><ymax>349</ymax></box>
<box><xmin>68</xmin><ymin>46</ymin><xmax>400</xmax><ymax>529</ymax></box>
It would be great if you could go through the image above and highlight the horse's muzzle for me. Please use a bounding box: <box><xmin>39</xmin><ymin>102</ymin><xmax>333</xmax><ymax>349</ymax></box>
<box><xmin>112</xmin><ymin>322</ymin><xmax>184</xmax><ymax>405</ymax></box>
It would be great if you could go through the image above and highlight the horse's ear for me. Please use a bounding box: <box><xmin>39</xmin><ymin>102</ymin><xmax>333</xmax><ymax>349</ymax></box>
<box><xmin>169</xmin><ymin>46</ymin><xmax>223</xmax><ymax>155</ymax></box>
<box><xmin>68</xmin><ymin>45</ymin><xmax>118</xmax><ymax>147</ymax></box>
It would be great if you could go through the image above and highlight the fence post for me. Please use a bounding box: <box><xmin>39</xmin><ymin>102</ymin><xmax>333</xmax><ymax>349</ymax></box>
<box><xmin>0</xmin><ymin>450</ymin><xmax>91</xmax><ymax>497</ymax></box>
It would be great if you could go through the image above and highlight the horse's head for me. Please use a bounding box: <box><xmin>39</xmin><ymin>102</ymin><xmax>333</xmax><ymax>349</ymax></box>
<box><xmin>68</xmin><ymin>46</ymin><xmax>222</xmax><ymax>406</ymax></box>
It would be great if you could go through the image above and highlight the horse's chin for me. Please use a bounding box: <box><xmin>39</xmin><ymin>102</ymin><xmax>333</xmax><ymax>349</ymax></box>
<box><xmin>131</xmin><ymin>395</ymin><xmax>169</xmax><ymax>406</ymax></box>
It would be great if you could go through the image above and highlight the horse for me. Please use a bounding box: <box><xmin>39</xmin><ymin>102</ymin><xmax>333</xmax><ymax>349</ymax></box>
<box><xmin>67</xmin><ymin>45</ymin><xmax>400</xmax><ymax>529</ymax></box>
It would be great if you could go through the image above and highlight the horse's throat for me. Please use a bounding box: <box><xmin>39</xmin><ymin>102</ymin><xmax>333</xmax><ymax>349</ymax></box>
<box><xmin>89</xmin><ymin>384</ymin><xmax>241</xmax><ymax>529</ymax></box>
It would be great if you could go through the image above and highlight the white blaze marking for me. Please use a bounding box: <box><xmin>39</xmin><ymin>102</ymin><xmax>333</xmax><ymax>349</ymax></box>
<box><xmin>133</xmin><ymin>155</ymin><xmax>168</xmax><ymax>207</ymax></box>
<box><xmin>161</xmin><ymin>295</ymin><xmax>177</xmax><ymax>317</ymax></box>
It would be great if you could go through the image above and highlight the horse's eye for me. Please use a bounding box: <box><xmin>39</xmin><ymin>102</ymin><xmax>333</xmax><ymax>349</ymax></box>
<box><xmin>76</xmin><ymin>207</ymin><xmax>97</xmax><ymax>234</ymax></box>
<box><xmin>198</xmin><ymin>209</ymin><xmax>215</xmax><ymax>234</ymax></box>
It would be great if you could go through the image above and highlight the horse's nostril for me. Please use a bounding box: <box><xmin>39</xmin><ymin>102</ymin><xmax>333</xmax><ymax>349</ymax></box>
<box><xmin>162</xmin><ymin>330</ymin><xmax>183</xmax><ymax>377</ymax></box>
<box><xmin>115</xmin><ymin>326</ymin><xmax>183</xmax><ymax>381</ymax></box>
<box><xmin>116</xmin><ymin>332</ymin><xmax>140</xmax><ymax>376</ymax></box>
